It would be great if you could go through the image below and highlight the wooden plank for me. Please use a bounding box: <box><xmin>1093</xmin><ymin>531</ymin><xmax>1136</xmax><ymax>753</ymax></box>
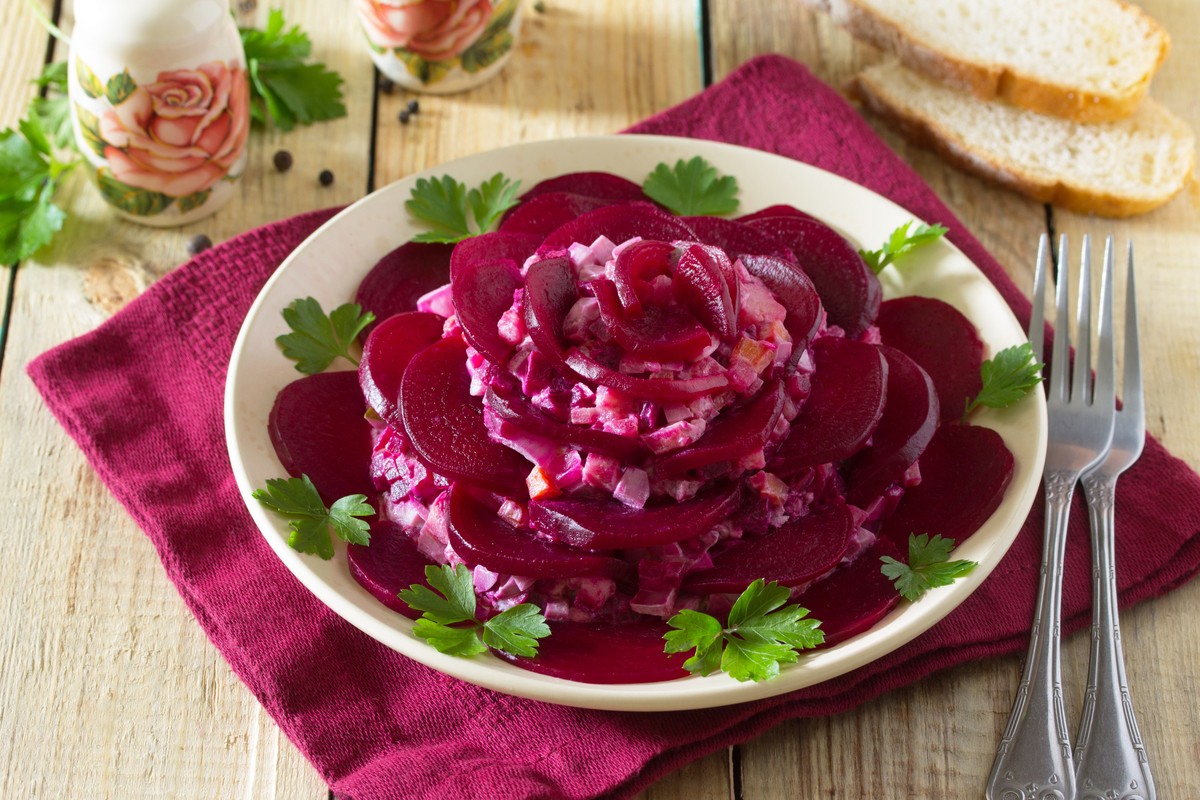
<box><xmin>0</xmin><ymin>0</ymin><xmax>52</xmax><ymax>128</ymax></box>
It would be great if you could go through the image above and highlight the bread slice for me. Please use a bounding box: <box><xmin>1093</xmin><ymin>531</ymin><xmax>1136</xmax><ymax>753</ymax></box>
<box><xmin>802</xmin><ymin>0</ymin><xmax>1170</xmax><ymax>123</ymax></box>
<box><xmin>851</xmin><ymin>61</ymin><xmax>1195</xmax><ymax>217</ymax></box>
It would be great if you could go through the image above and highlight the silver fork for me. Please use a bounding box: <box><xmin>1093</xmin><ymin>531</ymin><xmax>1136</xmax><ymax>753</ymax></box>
<box><xmin>1073</xmin><ymin>242</ymin><xmax>1154</xmax><ymax>800</ymax></box>
<box><xmin>987</xmin><ymin>234</ymin><xmax>1116</xmax><ymax>800</ymax></box>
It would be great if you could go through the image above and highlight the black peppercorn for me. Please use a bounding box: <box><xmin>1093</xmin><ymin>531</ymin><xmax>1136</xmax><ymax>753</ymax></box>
<box><xmin>187</xmin><ymin>234</ymin><xmax>213</xmax><ymax>255</ymax></box>
<box><xmin>407</xmin><ymin>99</ymin><xmax>420</xmax><ymax>114</ymax></box>
<box><xmin>272</xmin><ymin>149</ymin><xmax>293</xmax><ymax>172</ymax></box>
<box><xmin>398</xmin><ymin>110</ymin><xmax>411</xmax><ymax>124</ymax></box>
<box><xmin>318</xmin><ymin>169</ymin><xmax>334</xmax><ymax>186</ymax></box>
<box><xmin>378</xmin><ymin>75</ymin><xmax>395</xmax><ymax>94</ymax></box>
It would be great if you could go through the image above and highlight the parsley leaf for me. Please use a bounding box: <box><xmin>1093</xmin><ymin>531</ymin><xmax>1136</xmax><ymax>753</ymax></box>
<box><xmin>405</xmin><ymin>173</ymin><xmax>521</xmax><ymax>243</ymax></box>
<box><xmin>240</xmin><ymin>10</ymin><xmax>346</xmax><ymax>131</ymax></box>
<box><xmin>30</xmin><ymin>63</ymin><xmax>73</xmax><ymax>151</ymax></box>
<box><xmin>664</xmin><ymin>579</ymin><xmax>824</xmax><ymax>682</ymax></box>
<box><xmin>859</xmin><ymin>221</ymin><xmax>949</xmax><ymax>274</ymax></box>
<box><xmin>276</xmin><ymin>297</ymin><xmax>375</xmax><ymax>374</ymax></box>
<box><xmin>880</xmin><ymin>533</ymin><xmax>977</xmax><ymax>602</ymax></box>
<box><xmin>252</xmin><ymin>475</ymin><xmax>373</xmax><ymax>560</ymax></box>
<box><xmin>399</xmin><ymin>565</ymin><xmax>551</xmax><ymax>658</ymax></box>
<box><xmin>962</xmin><ymin>343</ymin><xmax>1044</xmax><ymax>420</ymax></box>
<box><xmin>642</xmin><ymin>156</ymin><xmax>739</xmax><ymax>216</ymax></box>
<box><xmin>0</xmin><ymin>113</ymin><xmax>74</xmax><ymax>265</ymax></box>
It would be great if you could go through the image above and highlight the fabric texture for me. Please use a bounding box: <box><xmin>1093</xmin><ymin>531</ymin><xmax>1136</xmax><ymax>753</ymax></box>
<box><xmin>28</xmin><ymin>55</ymin><xmax>1200</xmax><ymax>800</ymax></box>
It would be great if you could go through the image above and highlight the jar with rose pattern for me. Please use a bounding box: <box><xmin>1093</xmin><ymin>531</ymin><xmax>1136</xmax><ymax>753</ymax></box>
<box><xmin>356</xmin><ymin>0</ymin><xmax>523</xmax><ymax>94</ymax></box>
<box><xmin>68</xmin><ymin>0</ymin><xmax>250</xmax><ymax>227</ymax></box>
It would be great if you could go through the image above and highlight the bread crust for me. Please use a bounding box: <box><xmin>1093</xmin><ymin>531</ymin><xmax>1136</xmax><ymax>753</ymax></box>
<box><xmin>849</xmin><ymin>73</ymin><xmax>1195</xmax><ymax>217</ymax></box>
<box><xmin>805</xmin><ymin>0</ymin><xmax>1170</xmax><ymax>123</ymax></box>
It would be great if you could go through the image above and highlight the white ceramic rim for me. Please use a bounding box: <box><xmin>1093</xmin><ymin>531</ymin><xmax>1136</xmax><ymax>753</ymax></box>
<box><xmin>225</xmin><ymin>135</ymin><xmax>1047</xmax><ymax>712</ymax></box>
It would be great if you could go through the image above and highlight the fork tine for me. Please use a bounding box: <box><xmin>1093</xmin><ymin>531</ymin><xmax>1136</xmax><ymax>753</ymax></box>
<box><xmin>1093</xmin><ymin>236</ymin><xmax>1117</xmax><ymax>411</ymax></box>
<box><xmin>1122</xmin><ymin>241</ymin><xmax>1143</xmax><ymax>418</ymax></box>
<box><xmin>1028</xmin><ymin>234</ymin><xmax>1048</xmax><ymax>370</ymax></box>
<box><xmin>1072</xmin><ymin>235</ymin><xmax>1094</xmax><ymax>404</ymax></box>
<box><xmin>1050</xmin><ymin>234</ymin><xmax>1071</xmax><ymax>404</ymax></box>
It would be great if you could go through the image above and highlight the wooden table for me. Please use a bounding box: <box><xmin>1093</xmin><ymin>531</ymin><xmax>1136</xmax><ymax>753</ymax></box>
<box><xmin>2</xmin><ymin>1</ymin><xmax>1197</xmax><ymax>797</ymax></box>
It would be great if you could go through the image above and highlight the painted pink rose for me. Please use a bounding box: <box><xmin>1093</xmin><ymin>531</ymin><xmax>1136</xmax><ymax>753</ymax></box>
<box><xmin>99</xmin><ymin>61</ymin><xmax>250</xmax><ymax>198</ymax></box>
<box><xmin>357</xmin><ymin>0</ymin><xmax>494</xmax><ymax>61</ymax></box>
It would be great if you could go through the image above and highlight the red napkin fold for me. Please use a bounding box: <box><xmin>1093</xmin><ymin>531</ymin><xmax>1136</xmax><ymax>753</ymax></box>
<box><xmin>28</xmin><ymin>55</ymin><xmax>1200</xmax><ymax>800</ymax></box>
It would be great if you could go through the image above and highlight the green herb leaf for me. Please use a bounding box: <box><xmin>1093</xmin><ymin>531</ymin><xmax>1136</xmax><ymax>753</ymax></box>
<box><xmin>406</xmin><ymin>172</ymin><xmax>520</xmax><ymax>243</ymax></box>
<box><xmin>467</xmin><ymin>173</ymin><xmax>522</xmax><ymax>234</ymax></box>
<box><xmin>276</xmin><ymin>297</ymin><xmax>375</xmax><ymax>374</ymax></box>
<box><xmin>881</xmin><ymin>533</ymin><xmax>978</xmax><ymax>602</ymax></box>
<box><xmin>252</xmin><ymin>476</ymin><xmax>373</xmax><ymax>560</ymax></box>
<box><xmin>859</xmin><ymin>221</ymin><xmax>949</xmax><ymax>274</ymax></box>
<box><xmin>482</xmin><ymin>603</ymin><xmax>552</xmax><ymax>658</ymax></box>
<box><xmin>239</xmin><ymin>10</ymin><xmax>346</xmax><ymax>131</ymax></box>
<box><xmin>663</xmin><ymin>578</ymin><xmax>824</xmax><ymax>682</ymax></box>
<box><xmin>962</xmin><ymin>343</ymin><xmax>1044</xmax><ymax>420</ymax></box>
<box><xmin>412</xmin><ymin>619</ymin><xmax>489</xmax><ymax>657</ymax></box>
<box><xmin>0</xmin><ymin>116</ymin><xmax>72</xmax><ymax>265</ymax></box>
<box><xmin>29</xmin><ymin>63</ymin><xmax>74</xmax><ymax>152</ymax></box>
<box><xmin>642</xmin><ymin>156</ymin><xmax>739</xmax><ymax>216</ymax></box>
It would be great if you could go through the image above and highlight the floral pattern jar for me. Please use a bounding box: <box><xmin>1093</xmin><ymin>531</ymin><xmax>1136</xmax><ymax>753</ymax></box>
<box><xmin>68</xmin><ymin>0</ymin><xmax>249</xmax><ymax>226</ymax></box>
<box><xmin>357</xmin><ymin>0</ymin><xmax>523</xmax><ymax>93</ymax></box>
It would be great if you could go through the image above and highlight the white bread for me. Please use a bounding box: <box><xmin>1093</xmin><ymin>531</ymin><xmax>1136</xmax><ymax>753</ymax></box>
<box><xmin>850</xmin><ymin>61</ymin><xmax>1196</xmax><ymax>217</ymax></box>
<box><xmin>802</xmin><ymin>0</ymin><xmax>1170</xmax><ymax>123</ymax></box>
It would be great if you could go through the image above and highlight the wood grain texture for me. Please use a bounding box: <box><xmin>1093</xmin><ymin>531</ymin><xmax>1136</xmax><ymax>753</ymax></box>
<box><xmin>0</xmin><ymin>0</ymin><xmax>51</xmax><ymax>129</ymax></box>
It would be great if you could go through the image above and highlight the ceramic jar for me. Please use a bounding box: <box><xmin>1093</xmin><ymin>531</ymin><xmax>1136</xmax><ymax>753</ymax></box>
<box><xmin>68</xmin><ymin>0</ymin><xmax>250</xmax><ymax>227</ymax></box>
<box><xmin>356</xmin><ymin>0</ymin><xmax>523</xmax><ymax>94</ymax></box>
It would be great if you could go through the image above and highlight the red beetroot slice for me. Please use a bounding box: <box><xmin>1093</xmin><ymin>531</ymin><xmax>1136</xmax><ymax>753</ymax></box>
<box><xmin>845</xmin><ymin>345</ymin><xmax>940</xmax><ymax>508</ymax></box>
<box><xmin>359</xmin><ymin>311</ymin><xmax>445</xmax><ymax>425</ymax></box>
<box><xmin>655</xmin><ymin>379</ymin><xmax>785</xmax><ymax>477</ymax></box>
<box><xmin>347</xmin><ymin>520</ymin><xmax>434</xmax><ymax>620</ymax></box>
<box><xmin>794</xmin><ymin>537</ymin><xmax>903</xmax><ymax>647</ymax></box>
<box><xmin>449</xmin><ymin>231</ymin><xmax>541</xmax><ymax>277</ymax></box>
<box><xmin>682</xmin><ymin>502</ymin><xmax>856</xmax><ymax>593</ymax></box>
<box><xmin>612</xmin><ymin>239</ymin><xmax>675</xmax><ymax>314</ymax></box>
<box><xmin>771</xmin><ymin>337</ymin><xmax>888</xmax><ymax>473</ymax></box>
<box><xmin>450</xmin><ymin>256</ymin><xmax>523</xmax><ymax>363</ymax></box>
<box><xmin>736</xmin><ymin>204</ymin><xmax>820</xmax><ymax>224</ymax></box>
<box><xmin>269</xmin><ymin>371</ymin><xmax>374</xmax><ymax>506</ymax></box>
<box><xmin>520</xmin><ymin>171</ymin><xmax>648</xmax><ymax>204</ymax></box>
<box><xmin>485</xmin><ymin>384</ymin><xmax>648</xmax><ymax>461</ymax></box>
<box><xmin>745</xmin><ymin>215</ymin><xmax>881</xmax><ymax>336</ymax></box>
<box><xmin>880</xmin><ymin>423</ymin><xmax>1014</xmax><ymax>549</ymax></box>
<box><xmin>399</xmin><ymin>336</ymin><xmax>529</xmax><ymax>493</ymax></box>
<box><xmin>529</xmin><ymin>482</ymin><xmax>743</xmax><ymax>549</ymax></box>
<box><xmin>499</xmin><ymin>192</ymin><xmax>610</xmax><ymax>236</ymax></box>
<box><xmin>593</xmin><ymin>278</ymin><xmax>712</xmax><ymax>362</ymax></box>
<box><xmin>876</xmin><ymin>296</ymin><xmax>985</xmax><ymax>422</ymax></box>
<box><xmin>673</xmin><ymin>243</ymin><xmax>737</xmax><ymax>340</ymax></box>
<box><xmin>495</xmin><ymin>620</ymin><xmax>689</xmax><ymax>683</ymax></box>
<box><xmin>355</xmin><ymin>241</ymin><xmax>453</xmax><ymax>336</ymax></box>
<box><xmin>739</xmin><ymin>254</ymin><xmax>823</xmax><ymax>351</ymax></box>
<box><xmin>446</xmin><ymin>483</ymin><xmax>624</xmax><ymax>579</ymax></box>
<box><xmin>539</xmin><ymin>204</ymin><xmax>696</xmax><ymax>253</ymax></box>
<box><xmin>682</xmin><ymin>215</ymin><xmax>797</xmax><ymax>263</ymax></box>
<box><xmin>564</xmin><ymin>348</ymin><xmax>729</xmax><ymax>402</ymax></box>
<box><xmin>523</xmin><ymin>256</ymin><xmax>581</xmax><ymax>380</ymax></box>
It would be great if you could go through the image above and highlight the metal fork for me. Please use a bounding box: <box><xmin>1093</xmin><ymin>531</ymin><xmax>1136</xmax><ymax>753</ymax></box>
<box><xmin>987</xmin><ymin>234</ymin><xmax>1116</xmax><ymax>800</ymax></box>
<box><xmin>1073</xmin><ymin>242</ymin><xmax>1154</xmax><ymax>800</ymax></box>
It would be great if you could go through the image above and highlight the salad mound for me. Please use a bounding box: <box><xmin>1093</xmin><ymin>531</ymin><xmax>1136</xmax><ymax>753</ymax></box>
<box><xmin>266</xmin><ymin>168</ymin><xmax>1017</xmax><ymax>685</ymax></box>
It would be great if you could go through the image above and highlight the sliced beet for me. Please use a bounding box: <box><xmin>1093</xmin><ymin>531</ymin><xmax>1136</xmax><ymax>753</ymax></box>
<box><xmin>771</xmin><ymin>337</ymin><xmax>888</xmax><ymax>473</ymax></box>
<box><xmin>682</xmin><ymin>215</ymin><xmax>797</xmax><ymax>263</ymax></box>
<box><xmin>523</xmin><ymin>256</ymin><xmax>579</xmax><ymax>376</ymax></box>
<box><xmin>880</xmin><ymin>423</ymin><xmax>1014</xmax><ymax>549</ymax></box>
<box><xmin>593</xmin><ymin>278</ymin><xmax>712</xmax><ymax>362</ymax></box>
<box><xmin>520</xmin><ymin>171</ymin><xmax>648</xmax><ymax>204</ymax></box>
<box><xmin>268</xmin><ymin>371</ymin><xmax>374</xmax><ymax>506</ymax></box>
<box><xmin>564</xmin><ymin>347</ymin><xmax>729</xmax><ymax>402</ymax></box>
<box><xmin>844</xmin><ymin>345</ymin><xmax>940</xmax><ymax>507</ymax></box>
<box><xmin>485</xmin><ymin>384</ymin><xmax>648</xmax><ymax>461</ymax></box>
<box><xmin>736</xmin><ymin>204</ymin><xmax>819</xmax><ymax>224</ymax></box>
<box><xmin>448</xmin><ymin>231</ymin><xmax>541</xmax><ymax>277</ymax></box>
<box><xmin>794</xmin><ymin>537</ymin><xmax>903</xmax><ymax>647</ymax></box>
<box><xmin>539</xmin><ymin>204</ymin><xmax>696</xmax><ymax>253</ymax></box>
<box><xmin>499</xmin><ymin>192</ymin><xmax>610</xmax><ymax>237</ymax></box>
<box><xmin>673</xmin><ymin>243</ymin><xmax>737</xmax><ymax>340</ymax></box>
<box><xmin>739</xmin><ymin>254</ymin><xmax>823</xmax><ymax>351</ymax></box>
<box><xmin>876</xmin><ymin>296</ymin><xmax>985</xmax><ymax>422</ymax></box>
<box><xmin>355</xmin><ymin>241</ymin><xmax>453</xmax><ymax>335</ymax></box>
<box><xmin>529</xmin><ymin>482</ymin><xmax>743</xmax><ymax>549</ymax></box>
<box><xmin>683</xmin><ymin>502</ymin><xmax>856</xmax><ymax>594</ymax></box>
<box><xmin>655</xmin><ymin>379</ymin><xmax>785</xmax><ymax>477</ymax></box>
<box><xmin>398</xmin><ymin>335</ymin><xmax>529</xmax><ymax>493</ymax></box>
<box><xmin>611</xmin><ymin>239</ymin><xmax>675</xmax><ymax>314</ymax></box>
<box><xmin>450</xmin><ymin>256</ymin><xmax>523</xmax><ymax>363</ymax></box>
<box><xmin>347</xmin><ymin>520</ymin><xmax>434</xmax><ymax>620</ymax></box>
<box><xmin>446</xmin><ymin>483</ymin><xmax>624</xmax><ymax>579</ymax></box>
<box><xmin>359</xmin><ymin>311</ymin><xmax>445</xmax><ymax>425</ymax></box>
<box><xmin>495</xmin><ymin>620</ymin><xmax>689</xmax><ymax>683</ymax></box>
<box><xmin>745</xmin><ymin>216</ymin><xmax>881</xmax><ymax>336</ymax></box>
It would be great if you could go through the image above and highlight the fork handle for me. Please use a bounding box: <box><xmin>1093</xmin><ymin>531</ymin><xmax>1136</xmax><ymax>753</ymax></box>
<box><xmin>987</xmin><ymin>469</ymin><xmax>1077</xmax><ymax>800</ymax></box>
<box><xmin>1074</xmin><ymin>473</ymin><xmax>1155</xmax><ymax>800</ymax></box>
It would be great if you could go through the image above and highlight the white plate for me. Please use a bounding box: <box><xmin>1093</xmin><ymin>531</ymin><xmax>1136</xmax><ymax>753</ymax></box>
<box><xmin>225</xmin><ymin>135</ymin><xmax>1046</xmax><ymax>711</ymax></box>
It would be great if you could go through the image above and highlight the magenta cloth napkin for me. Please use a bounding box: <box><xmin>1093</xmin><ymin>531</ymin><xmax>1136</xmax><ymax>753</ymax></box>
<box><xmin>28</xmin><ymin>55</ymin><xmax>1200</xmax><ymax>800</ymax></box>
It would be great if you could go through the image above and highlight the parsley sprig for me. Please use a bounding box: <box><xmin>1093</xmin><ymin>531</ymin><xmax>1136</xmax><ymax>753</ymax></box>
<box><xmin>642</xmin><ymin>156</ymin><xmax>739</xmax><ymax>217</ymax></box>
<box><xmin>859</xmin><ymin>221</ymin><xmax>949</xmax><ymax>274</ymax></box>
<box><xmin>276</xmin><ymin>297</ymin><xmax>375</xmax><ymax>374</ymax></box>
<box><xmin>252</xmin><ymin>475</ymin><xmax>373</xmax><ymax>560</ymax></box>
<box><xmin>880</xmin><ymin>534</ymin><xmax>977</xmax><ymax>602</ymax></box>
<box><xmin>405</xmin><ymin>173</ymin><xmax>522</xmax><ymax>243</ymax></box>
<box><xmin>399</xmin><ymin>565</ymin><xmax>551</xmax><ymax>658</ymax></box>
<box><xmin>664</xmin><ymin>579</ymin><xmax>824</xmax><ymax>682</ymax></box>
<box><xmin>962</xmin><ymin>343</ymin><xmax>1044</xmax><ymax>421</ymax></box>
<box><xmin>239</xmin><ymin>10</ymin><xmax>347</xmax><ymax>131</ymax></box>
<box><xmin>0</xmin><ymin>111</ymin><xmax>77</xmax><ymax>265</ymax></box>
